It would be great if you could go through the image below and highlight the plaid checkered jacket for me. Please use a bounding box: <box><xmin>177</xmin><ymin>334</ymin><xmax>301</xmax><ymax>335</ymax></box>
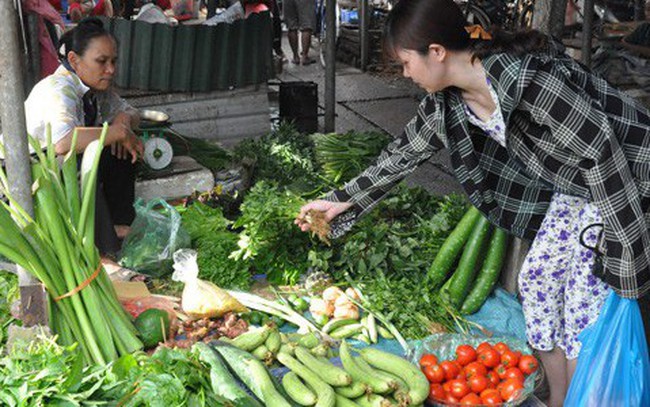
<box><xmin>327</xmin><ymin>41</ymin><xmax>650</xmax><ymax>298</ymax></box>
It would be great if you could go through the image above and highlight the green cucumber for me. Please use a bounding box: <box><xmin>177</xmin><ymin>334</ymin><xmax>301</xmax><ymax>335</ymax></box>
<box><xmin>338</xmin><ymin>341</ymin><xmax>393</xmax><ymax>394</ymax></box>
<box><xmin>283</xmin><ymin>371</ymin><xmax>318</xmax><ymax>406</ymax></box>
<box><xmin>353</xmin><ymin>394</ymin><xmax>393</xmax><ymax>407</ymax></box>
<box><xmin>280</xmin><ymin>342</ymin><xmax>298</xmax><ymax>356</ymax></box>
<box><xmin>322</xmin><ymin>318</ymin><xmax>358</xmax><ymax>334</ymax></box>
<box><xmin>277</xmin><ymin>352</ymin><xmax>336</xmax><ymax>407</ymax></box>
<box><xmin>427</xmin><ymin>206</ymin><xmax>480</xmax><ymax>289</ymax></box>
<box><xmin>365</xmin><ymin>315</ymin><xmax>377</xmax><ymax>344</ymax></box>
<box><xmin>335</xmin><ymin>394</ymin><xmax>361</xmax><ymax>407</ymax></box>
<box><xmin>377</xmin><ymin>326</ymin><xmax>394</xmax><ymax>340</ymax></box>
<box><xmin>358</xmin><ymin>348</ymin><xmax>429</xmax><ymax>405</ymax></box>
<box><xmin>231</xmin><ymin>325</ymin><xmax>272</xmax><ymax>351</ymax></box>
<box><xmin>297</xmin><ymin>332</ymin><xmax>320</xmax><ymax>349</ymax></box>
<box><xmin>194</xmin><ymin>342</ymin><xmax>263</xmax><ymax>407</ymax></box>
<box><xmin>266</xmin><ymin>329</ymin><xmax>282</xmax><ymax>354</ymax></box>
<box><xmin>355</xmin><ymin>357</ymin><xmax>408</xmax><ymax>393</ymax></box>
<box><xmin>446</xmin><ymin>215</ymin><xmax>492</xmax><ymax>308</ymax></box>
<box><xmin>335</xmin><ymin>381</ymin><xmax>368</xmax><ymax>399</ymax></box>
<box><xmin>211</xmin><ymin>341</ymin><xmax>291</xmax><ymax>407</ymax></box>
<box><xmin>310</xmin><ymin>343</ymin><xmax>330</xmax><ymax>357</ymax></box>
<box><xmin>252</xmin><ymin>344</ymin><xmax>273</xmax><ymax>363</ymax></box>
<box><xmin>295</xmin><ymin>346</ymin><xmax>352</xmax><ymax>387</ymax></box>
<box><xmin>460</xmin><ymin>228</ymin><xmax>508</xmax><ymax>315</ymax></box>
<box><xmin>329</xmin><ymin>323</ymin><xmax>364</xmax><ymax>339</ymax></box>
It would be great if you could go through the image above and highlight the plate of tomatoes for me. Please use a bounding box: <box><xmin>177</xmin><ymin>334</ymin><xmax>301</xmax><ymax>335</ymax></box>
<box><xmin>412</xmin><ymin>334</ymin><xmax>541</xmax><ymax>406</ymax></box>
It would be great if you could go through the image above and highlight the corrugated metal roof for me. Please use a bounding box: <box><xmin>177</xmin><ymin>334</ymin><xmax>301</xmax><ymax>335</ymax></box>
<box><xmin>104</xmin><ymin>13</ymin><xmax>274</xmax><ymax>92</ymax></box>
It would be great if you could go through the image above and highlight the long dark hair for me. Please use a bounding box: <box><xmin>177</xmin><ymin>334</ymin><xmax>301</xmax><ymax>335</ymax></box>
<box><xmin>383</xmin><ymin>0</ymin><xmax>548</xmax><ymax>60</ymax></box>
<box><xmin>58</xmin><ymin>17</ymin><xmax>114</xmax><ymax>61</ymax></box>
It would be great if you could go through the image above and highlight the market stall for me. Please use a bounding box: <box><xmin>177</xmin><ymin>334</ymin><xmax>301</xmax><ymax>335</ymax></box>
<box><xmin>0</xmin><ymin>124</ymin><xmax>547</xmax><ymax>406</ymax></box>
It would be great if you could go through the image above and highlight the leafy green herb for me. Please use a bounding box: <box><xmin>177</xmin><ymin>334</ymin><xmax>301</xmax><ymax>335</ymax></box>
<box><xmin>231</xmin><ymin>181</ymin><xmax>322</xmax><ymax>285</ymax></box>
<box><xmin>232</xmin><ymin>122</ymin><xmax>325</xmax><ymax>195</ymax></box>
<box><xmin>182</xmin><ymin>202</ymin><xmax>252</xmax><ymax>289</ymax></box>
<box><xmin>324</xmin><ymin>191</ymin><xmax>469</xmax><ymax>338</ymax></box>
<box><xmin>0</xmin><ymin>271</ymin><xmax>18</xmax><ymax>346</ymax></box>
<box><xmin>312</xmin><ymin>131</ymin><xmax>391</xmax><ymax>185</ymax></box>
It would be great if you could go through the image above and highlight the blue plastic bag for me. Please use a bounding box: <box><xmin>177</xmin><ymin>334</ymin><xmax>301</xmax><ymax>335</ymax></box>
<box><xmin>565</xmin><ymin>291</ymin><xmax>650</xmax><ymax>406</ymax></box>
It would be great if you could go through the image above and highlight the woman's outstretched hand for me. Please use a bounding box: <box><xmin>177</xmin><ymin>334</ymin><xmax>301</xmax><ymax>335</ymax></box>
<box><xmin>295</xmin><ymin>200</ymin><xmax>353</xmax><ymax>232</ymax></box>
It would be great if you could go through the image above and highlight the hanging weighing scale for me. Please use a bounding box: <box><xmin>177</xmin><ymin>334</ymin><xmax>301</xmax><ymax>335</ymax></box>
<box><xmin>139</xmin><ymin>110</ymin><xmax>174</xmax><ymax>170</ymax></box>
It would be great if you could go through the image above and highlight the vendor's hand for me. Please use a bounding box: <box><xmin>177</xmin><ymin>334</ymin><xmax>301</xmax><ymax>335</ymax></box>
<box><xmin>119</xmin><ymin>133</ymin><xmax>144</xmax><ymax>164</ymax></box>
<box><xmin>294</xmin><ymin>200</ymin><xmax>353</xmax><ymax>232</ymax></box>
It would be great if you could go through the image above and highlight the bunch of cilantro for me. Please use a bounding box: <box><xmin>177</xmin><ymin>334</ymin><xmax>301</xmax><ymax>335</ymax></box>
<box><xmin>181</xmin><ymin>202</ymin><xmax>252</xmax><ymax>290</ymax></box>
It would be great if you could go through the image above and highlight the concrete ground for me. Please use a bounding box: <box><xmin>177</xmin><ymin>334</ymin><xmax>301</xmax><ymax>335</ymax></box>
<box><xmin>272</xmin><ymin>40</ymin><xmax>465</xmax><ymax>199</ymax></box>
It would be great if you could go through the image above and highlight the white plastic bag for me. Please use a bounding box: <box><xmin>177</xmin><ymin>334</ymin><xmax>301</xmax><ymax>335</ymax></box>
<box><xmin>172</xmin><ymin>249</ymin><xmax>246</xmax><ymax>318</ymax></box>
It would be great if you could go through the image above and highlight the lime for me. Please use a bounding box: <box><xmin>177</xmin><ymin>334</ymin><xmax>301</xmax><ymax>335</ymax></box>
<box><xmin>134</xmin><ymin>308</ymin><xmax>170</xmax><ymax>349</ymax></box>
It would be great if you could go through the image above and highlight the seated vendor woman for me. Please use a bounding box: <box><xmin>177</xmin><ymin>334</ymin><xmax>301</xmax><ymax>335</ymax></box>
<box><xmin>24</xmin><ymin>18</ymin><xmax>144</xmax><ymax>276</ymax></box>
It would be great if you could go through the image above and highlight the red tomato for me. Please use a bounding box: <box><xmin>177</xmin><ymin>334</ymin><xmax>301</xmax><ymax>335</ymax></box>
<box><xmin>420</xmin><ymin>353</ymin><xmax>439</xmax><ymax>369</ymax></box>
<box><xmin>423</xmin><ymin>364</ymin><xmax>445</xmax><ymax>384</ymax></box>
<box><xmin>504</xmin><ymin>367</ymin><xmax>526</xmax><ymax>383</ymax></box>
<box><xmin>444</xmin><ymin>394</ymin><xmax>460</xmax><ymax>404</ymax></box>
<box><xmin>478</xmin><ymin>348</ymin><xmax>501</xmax><ymax>368</ymax></box>
<box><xmin>440</xmin><ymin>361</ymin><xmax>461</xmax><ymax>381</ymax></box>
<box><xmin>468</xmin><ymin>374</ymin><xmax>489</xmax><ymax>393</ymax></box>
<box><xmin>495</xmin><ymin>364</ymin><xmax>509</xmax><ymax>380</ymax></box>
<box><xmin>455</xmin><ymin>344</ymin><xmax>477</xmax><ymax>366</ymax></box>
<box><xmin>448</xmin><ymin>378</ymin><xmax>471</xmax><ymax>399</ymax></box>
<box><xmin>499</xmin><ymin>378</ymin><xmax>524</xmax><ymax>402</ymax></box>
<box><xmin>428</xmin><ymin>383</ymin><xmax>446</xmax><ymax>401</ymax></box>
<box><xmin>460</xmin><ymin>392</ymin><xmax>482</xmax><ymax>405</ymax></box>
<box><xmin>493</xmin><ymin>342</ymin><xmax>510</xmax><ymax>355</ymax></box>
<box><xmin>443</xmin><ymin>381</ymin><xmax>452</xmax><ymax>393</ymax></box>
<box><xmin>518</xmin><ymin>354</ymin><xmax>539</xmax><ymax>375</ymax></box>
<box><xmin>501</xmin><ymin>350</ymin><xmax>521</xmax><ymax>368</ymax></box>
<box><xmin>464</xmin><ymin>361</ymin><xmax>488</xmax><ymax>378</ymax></box>
<box><xmin>481</xmin><ymin>389</ymin><xmax>504</xmax><ymax>405</ymax></box>
<box><xmin>486</xmin><ymin>371</ymin><xmax>501</xmax><ymax>388</ymax></box>
<box><xmin>476</xmin><ymin>341</ymin><xmax>493</xmax><ymax>354</ymax></box>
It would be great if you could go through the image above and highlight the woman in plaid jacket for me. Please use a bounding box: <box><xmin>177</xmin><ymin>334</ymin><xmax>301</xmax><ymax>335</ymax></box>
<box><xmin>296</xmin><ymin>0</ymin><xmax>650</xmax><ymax>404</ymax></box>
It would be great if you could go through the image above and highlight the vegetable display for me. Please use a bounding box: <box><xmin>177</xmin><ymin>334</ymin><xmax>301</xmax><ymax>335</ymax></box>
<box><xmin>432</xmin><ymin>206</ymin><xmax>510</xmax><ymax>315</ymax></box>
<box><xmin>420</xmin><ymin>342</ymin><xmax>539</xmax><ymax>405</ymax></box>
<box><xmin>0</xmin><ymin>128</ymin><xmax>142</xmax><ymax>365</ymax></box>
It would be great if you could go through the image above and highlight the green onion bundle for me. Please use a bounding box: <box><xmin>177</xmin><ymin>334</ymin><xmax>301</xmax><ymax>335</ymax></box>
<box><xmin>311</xmin><ymin>131</ymin><xmax>391</xmax><ymax>184</ymax></box>
<box><xmin>0</xmin><ymin>125</ymin><xmax>142</xmax><ymax>365</ymax></box>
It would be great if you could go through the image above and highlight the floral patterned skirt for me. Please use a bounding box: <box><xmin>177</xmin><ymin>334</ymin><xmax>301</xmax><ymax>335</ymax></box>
<box><xmin>518</xmin><ymin>193</ymin><xmax>610</xmax><ymax>359</ymax></box>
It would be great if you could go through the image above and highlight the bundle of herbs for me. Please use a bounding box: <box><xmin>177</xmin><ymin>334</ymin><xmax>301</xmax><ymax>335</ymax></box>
<box><xmin>0</xmin><ymin>128</ymin><xmax>142</xmax><ymax>365</ymax></box>
<box><xmin>230</xmin><ymin>181</ymin><xmax>325</xmax><ymax>285</ymax></box>
<box><xmin>311</xmin><ymin>130</ymin><xmax>391</xmax><ymax>185</ymax></box>
<box><xmin>181</xmin><ymin>202</ymin><xmax>252</xmax><ymax>289</ymax></box>
<box><xmin>232</xmin><ymin>122</ymin><xmax>326</xmax><ymax>195</ymax></box>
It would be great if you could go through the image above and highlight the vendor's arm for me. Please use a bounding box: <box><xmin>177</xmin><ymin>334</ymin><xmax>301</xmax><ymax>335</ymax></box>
<box><xmin>324</xmin><ymin>95</ymin><xmax>444</xmax><ymax>216</ymax></box>
<box><xmin>54</xmin><ymin>122</ymin><xmax>140</xmax><ymax>159</ymax></box>
<box><xmin>519</xmin><ymin>62</ymin><xmax>650</xmax><ymax>298</ymax></box>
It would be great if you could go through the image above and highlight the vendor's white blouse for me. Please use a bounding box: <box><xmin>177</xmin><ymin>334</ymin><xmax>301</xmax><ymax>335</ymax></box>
<box><xmin>23</xmin><ymin>64</ymin><xmax>134</xmax><ymax>149</ymax></box>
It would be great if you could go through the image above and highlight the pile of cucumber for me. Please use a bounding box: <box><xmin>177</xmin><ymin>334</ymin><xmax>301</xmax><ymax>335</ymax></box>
<box><xmin>276</xmin><ymin>340</ymin><xmax>429</xmax><ymax>407</ymax></box>
<box><xmin>221</xmin><ymin>324</ymin><xmax>336</xmax><ymax>367</ymax></box>
<box><xmin>202</xmin><ymin>324</ymin><xmax>429</xmax><ymax>406</ymax></box>
<box><xmin>427</xmin><ymin>206</ymin><xmax>509</xmax><ymax>315</ymax></box>
<box><xmin>322</xmin><ymin>315</ymin><xmax>394</xmax><ymax>344</ymax></box>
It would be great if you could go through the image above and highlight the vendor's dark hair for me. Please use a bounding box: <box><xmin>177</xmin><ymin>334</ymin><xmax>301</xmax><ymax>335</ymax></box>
<box><xmin>58</xmin><ymin>17</ymin><xmax>114</xmax><ymax>61</ymax></box>
<box><xmin>383</xmin><ymin>0</ymin><xmax>548</xmax><ymax>60</ymax></box>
